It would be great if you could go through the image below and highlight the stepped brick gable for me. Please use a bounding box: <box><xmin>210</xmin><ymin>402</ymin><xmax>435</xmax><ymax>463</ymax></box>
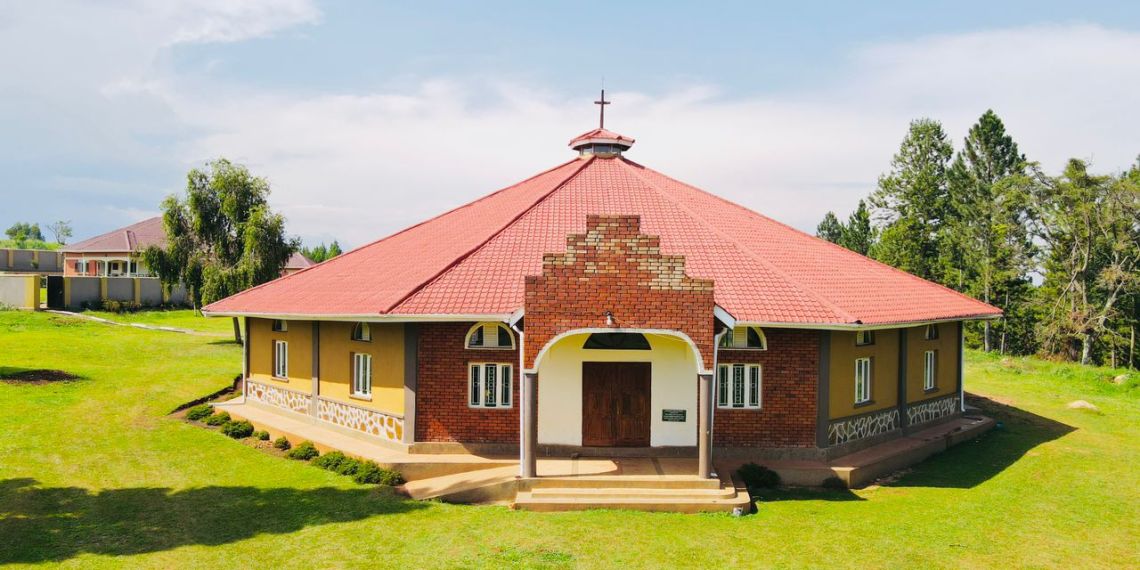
<box><xmin>523</xmin><ymin>214</ymin><xmax>716</xmax><ymax>371</ymax></box>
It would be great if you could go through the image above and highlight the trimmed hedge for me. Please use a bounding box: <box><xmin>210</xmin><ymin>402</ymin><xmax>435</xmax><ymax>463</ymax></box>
<box><xmin>221</xmin><ymin>420</ymin><xmax>254</xmax><ymax>439</ymax></box>
<box><xmin>186</xmin><ymin>404</ymin><xmax>214</xmax><ymax>421</ymax></box>
<box><xmin>204</xmin><ymin>411</ymin><xmax>231</xmax><ymax>426</ymax></box>
<box><xmin>312</xmin><ymin>451</ymin><xmax>403</xmax><ymax>486</ymax></box>
<box><xmin>273</xmin><ymin>436</ymin><xmax>291</xmax><ymax>451</ymax></box>
<box><xmin>285</xmin><ymin>441</ymin><xmax>319</xmax><ymax>461</ymax></box>
<box><xmin>253</xmin><ymin>430</ymin><xmax>271</xmax><ymax>441</ymax></box>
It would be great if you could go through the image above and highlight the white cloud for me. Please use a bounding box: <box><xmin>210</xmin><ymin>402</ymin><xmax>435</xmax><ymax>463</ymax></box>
<box><xmin>160</xmin><ymin>23</ymin><xmax>1140</xmax><ymax>246</ymax></box>
<box><xmin>2</xmin><ymin>7</ymin><xmax>1137</xmax><ymax>248</ymax></box>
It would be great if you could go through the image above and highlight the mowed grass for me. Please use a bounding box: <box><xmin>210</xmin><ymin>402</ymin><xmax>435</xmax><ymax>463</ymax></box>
<box><xmin>1</xmin><ymin>311</ymin><xmax>1138</xmax><ymax>569</ymax></box>
<box><xmin>77</xmin><ymin>309</ymin><xmax>239</xmax><ymax>337</ymax></box>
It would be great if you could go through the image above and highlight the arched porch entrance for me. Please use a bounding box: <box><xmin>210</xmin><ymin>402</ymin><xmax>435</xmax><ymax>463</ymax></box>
<box><xmin>521</xmin><ymin>328</ymin><xmax>715</xmax><ymax>479</ymax></box>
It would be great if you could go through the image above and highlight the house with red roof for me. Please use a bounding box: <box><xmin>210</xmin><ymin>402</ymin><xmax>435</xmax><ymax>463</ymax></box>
<box><xmin>204</xmin><ymin>120</ymin><xmax>1000</xmax><ymax>486</ymax></box>
<box><xmin>62</xmin><ymin>217</ymin><xmax>166</xmax><ymax>277</ymax></box>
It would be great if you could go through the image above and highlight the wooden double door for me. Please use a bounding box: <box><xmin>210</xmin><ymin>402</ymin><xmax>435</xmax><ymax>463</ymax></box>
<box><xmin>582</xmin><ymin>362</ymin><xmax>651</xmax><ymax>447</ymax></box>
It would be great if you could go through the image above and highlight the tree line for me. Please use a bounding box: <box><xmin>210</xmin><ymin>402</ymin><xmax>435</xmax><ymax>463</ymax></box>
<box><xmin>4</xmin><ymin>221</ymin><xmax>72</xmax><ymax>248</ymax></box>
<box><xmin>817</xmin><ymin>110</ymin><xmax>1139</xmax><ymax>368</ymax></box>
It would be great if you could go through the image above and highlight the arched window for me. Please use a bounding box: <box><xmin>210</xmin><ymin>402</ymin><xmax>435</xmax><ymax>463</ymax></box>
<box><xmin>466</xmin><ymin>322</ymin><xmax>515</xmax><ymax>349</ymax></box>
<box><xmin>352</xmin><ymin>322</ymin><xmax>371</xmax><ymax>342</ymax></box>
<box><xmin>719</xmin><ymin>325</ymin><xmax>767</xmax><ymax>350</ymax></box>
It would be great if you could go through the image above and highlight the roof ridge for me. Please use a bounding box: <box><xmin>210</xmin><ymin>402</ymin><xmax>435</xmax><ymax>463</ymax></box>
<box><xmin>383</xmin><ymin>156</ymin><xmax>596</xmax><ymax>313</ymax></box>
<box><xmin>619</xmin><ymin>158</ymin><xmax>859</xmax><ymax>324</ymax></box>
<box><xmin>632</xmin><ymin>162</ymin><xmax>997</xmax><ymax>314</ymax></box>
<box><xmin>204</xmin><ymin>158</ymin><xmax>585</xmax><ymax>314</ymax></box>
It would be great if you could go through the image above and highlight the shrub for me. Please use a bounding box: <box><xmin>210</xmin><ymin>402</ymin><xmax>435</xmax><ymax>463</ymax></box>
<box><xmin>204</xmin><ymin>411</ymin><xmax>231</xmax><ymax>426</ymax></box>
<box><xmin>186</xmin><ymin>404</ymin><xmax>213</xmax><ymax>421</ymax></box>
<box><xmin>254</xmin><ymin>430</ymin><xmax>270</xmax><ymax>441</ymax></box>
<box><xmin>221</xmin><ymin>420</ymin><xmax>254</xmax><ymax>439</ymax></box>
<box><xmin>313</xmin><ymin>451</ymin><xmax>351</xmax><ymax>471</ymax></box>
<box><xmin>821</xmin><ymin>476</ymin><xmax>847</xmax><ymax>490</ymax></box>
<box><xmin>286</xmin><ymin>441</ymin><xmax>319</xmax><ymax>461</ymax></box>
<box><xmin>273</xmin><ymin>436</ymin><xmax>291</xmax><ymax>451</ymax></box>
<box><xmin>352</xmin><ymin>461</ymin><xmax>404</xmax><ymax>486</ymax></box>
<box><xmin>737</xmin><ymin>463</ymin><xmax>780</xmax><ymax>489</ymax></box>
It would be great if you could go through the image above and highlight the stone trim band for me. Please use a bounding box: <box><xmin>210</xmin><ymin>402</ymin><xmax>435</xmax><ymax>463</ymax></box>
<box><xmin>907</xmin><ymin>394</ymin><xmax>960</xmax><ymax>427</ymax></box>
<box><xmin>246</xmin><ymin>379</ymin><xmax>405</xmax><ymax>443</ymax></box>
<box><xmin>827</xmin><ymin>407</ymin><xmax>900</xmax><ymax>446</ymax></box>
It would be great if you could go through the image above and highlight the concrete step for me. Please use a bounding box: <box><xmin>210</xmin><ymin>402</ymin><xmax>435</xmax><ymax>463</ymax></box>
<box><xmin>513</xmin><ymin>489</ymin><xmax>750</xmax><ymax>513</ymax></box>
<box><xmin>529</xmin><ymin>486</ymin><xmax>738</xmax><ymax>500</ymax></box>
<box><xmin>525</xmin><ymin>476</ymin><xmax>723</xmax><ymax>490</ymax></box>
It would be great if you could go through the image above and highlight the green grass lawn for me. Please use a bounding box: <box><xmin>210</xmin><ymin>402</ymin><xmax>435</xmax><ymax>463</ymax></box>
<box><xmin>77</xmin><ymin>309</ymin><xmax>240</xmax><ymax>337</ymax></box>
<box><xmin>1</xmin><ymin>311</ymin><xmax>1137</xmax><ymax>568</ymax></box>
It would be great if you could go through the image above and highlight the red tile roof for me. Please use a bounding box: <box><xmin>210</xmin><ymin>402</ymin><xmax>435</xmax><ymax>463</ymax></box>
<box><xmin>568</xmin><ymin>128</ymin><xmax>635</xmax><ymax>147</ymax></box>
<box><xmin>63</xmin><ymin>216</ymin><xmax>166</xmax><ymax>253</ymax></box>
<box><xmin>204</xmin><ymin>153</ymin><xmax>1000</xmax><ymax>326</ymax></box>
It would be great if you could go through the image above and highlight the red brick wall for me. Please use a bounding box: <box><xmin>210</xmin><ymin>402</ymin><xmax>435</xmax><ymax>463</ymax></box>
<box><xmin>523</xmin><ymin>215</ymin><xmax>716</xmax><ymax>371</ymax></box>
<box><xmin>714</xmin><ymin>329</ymin><xmax>819</xmax><ymax>448</ymax></box>
<box><xmin>415</xmin><ymin>322</ymin><xmax>520</xmax><ymax>443</ymax></box>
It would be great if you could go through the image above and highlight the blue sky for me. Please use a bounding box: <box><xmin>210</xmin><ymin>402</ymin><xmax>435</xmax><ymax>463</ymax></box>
<box><xmin>2</xmin><ymin>1</ymin><xmax>1139</xmax><ymax>248</ymax></box>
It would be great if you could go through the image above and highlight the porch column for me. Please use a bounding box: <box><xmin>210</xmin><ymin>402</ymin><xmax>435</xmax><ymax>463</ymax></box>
<box><xmin>521</xmin><ymin>371</ymin><xmax>538</xmax><ymax>478</ymax></box>
<box><xmin>698</xmin><ymin>372</ymin><xmax>714</xmax><ymax>478</ymax></box>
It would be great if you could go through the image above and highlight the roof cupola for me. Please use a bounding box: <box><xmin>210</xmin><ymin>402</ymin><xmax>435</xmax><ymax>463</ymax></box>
<box><xmin>569</xmin><ymin>89</ymin><xmax>634</xmax><ymax>157</ymax></box>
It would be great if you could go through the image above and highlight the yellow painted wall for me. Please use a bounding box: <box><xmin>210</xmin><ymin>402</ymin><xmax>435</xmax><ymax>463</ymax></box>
<box><xmin>248</xmin><ymin>317</ymin><xmax>313</xmax><ymax>390</ymax></box>
<box><xmin>317</xmin><ymin>322</ymin><xmax>405</xmax><ymax>416</ymax></box>
<box><xmin>829</xmin><ymin>330</ymin><xmax>900</xmax><ymax>419</ymax></box>
<box><xmin>906</xmin><ymin>323</ymin><xmax>959</xmax><ymax>404</ymax></box>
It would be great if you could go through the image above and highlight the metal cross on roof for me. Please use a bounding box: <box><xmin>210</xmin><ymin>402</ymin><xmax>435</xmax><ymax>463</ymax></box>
<box><xmin>594</xmin><ymin>89</ymin><xmax>610</xmax><ymax>129</ymax></box>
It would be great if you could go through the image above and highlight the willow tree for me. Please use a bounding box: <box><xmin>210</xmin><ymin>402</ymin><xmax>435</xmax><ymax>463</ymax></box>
<box><xmin>143</xmin><ymin>159</ymin><xmax>298</xmax><ymax>343</ymax></box>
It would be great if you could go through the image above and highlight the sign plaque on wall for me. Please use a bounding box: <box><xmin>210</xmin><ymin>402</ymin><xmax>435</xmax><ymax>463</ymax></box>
<box><xmin>661</xmin><ymin>409</ymin><xmax>687</xmax><ymax>422</ymax></box>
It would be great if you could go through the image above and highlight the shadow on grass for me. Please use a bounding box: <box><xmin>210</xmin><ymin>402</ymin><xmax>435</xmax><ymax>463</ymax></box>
<box><xmin>888</xmin><ymin>393</ymin><xmax>1076</xmax><ymax>489</ymax></box>
<box><xmin>0</xmin><ymin>478</ymin><xmax>426</xmax><ymax>564</ymax></box>
<box><xmin>0</xmin><ymin>366</ymin><xmax>86</xmax><ymax>385</ymax></box>
<box><xmin>751</xmin><ymin>486</ymin><xmax>865</xmax><ymax>502</ymax></box>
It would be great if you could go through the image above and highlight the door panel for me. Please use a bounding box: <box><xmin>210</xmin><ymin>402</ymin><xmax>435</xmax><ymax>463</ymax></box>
<box><xmin>581</xmin><ymin>362</ymin><xmax>651</xmax><ymax>447</ymax></box>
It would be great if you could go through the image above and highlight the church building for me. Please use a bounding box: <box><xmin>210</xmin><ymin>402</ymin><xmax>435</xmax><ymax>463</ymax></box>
<box><xmin>204</xmin><ymin>106</ymin><xmax>1000</xmax><ymax>483</ymax></box>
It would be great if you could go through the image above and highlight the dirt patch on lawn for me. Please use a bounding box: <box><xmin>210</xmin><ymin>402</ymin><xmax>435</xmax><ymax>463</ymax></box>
<box><xmin>0</xmin><ymin>369</ymin><xmax>81</xmax><ymax>385</ymax></box>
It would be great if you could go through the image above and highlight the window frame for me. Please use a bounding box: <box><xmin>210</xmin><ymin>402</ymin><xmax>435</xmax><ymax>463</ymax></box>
<box><xmin>854</xmin><ymin>357</ymin><xmax>872</xmax><ymax>404</ymax></box>
<box><xmin>465</xmin><ymin>322</ymin><xmax>516</xmax><ymax>350</ymax></box>
<box><xmin>923</xmin><ymin>324</ymin><xmax>939</xmax><ymax>340</ymax></box>
<box><xmin>351</xmin><ymin>322</ymin><xmax>372</xmax><ymax>342</ymax></box>
<box><xmin>855</xmin><ymin>330</ymin><xmax>874</xmax><ymax>346</ymax></box>
<box><xmin>352</xmin><ymin>352</ymin><xmax>372</xmax><ymax>398</ymax></box>
<box><xmin>718</xmin><ymin>326</ymin><xmax>768</xmax><ymax>350</ymax></box>
<box><xmin>273</xmin><ymin>340</ymin><xmax>288</xmax><ymax>379</ymax></box>
<box><xmin>468</xmin><ymin>363</ymin><xmax>513</xmax><ymax>409</ymax></box>
<box><xmin>923</xmin><ymin>350</ymin><xmax>937</xmax><ymax>391</ymax></box>
<box><xmin>272</xmin><ymin>319</ymin><xmax>288</xmax><ymax>333</ymax></box>
<box><xmin>717</xmin><ymin>363</ymin><xmax>762</xmax><ymax>409</ymax></box>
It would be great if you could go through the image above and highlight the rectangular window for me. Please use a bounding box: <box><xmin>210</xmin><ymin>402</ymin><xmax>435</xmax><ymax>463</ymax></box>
<box><xmin>855</xmin><ymin>357</ymin><xmax>872</xmax><ymax>404</ymax></box>
<box><xmin>469</xmin><ymin>363</ymin><xmax>512</xmax><ymax>408</ymax></box>
<box><xmin>924</xmin><ymin>324</ymin><xmax>939</xmax><ymax>340</ymax></box>
<box><xmin>924</xmin><ymin>350</ymin><xmax>936</xmax><ymax>391</ymax></box>
<box><xmin>272</xmin><ymin>319</ymin><xmax>287</xmax><ymax>332</ymax></box>
<box><xmin>352</xmin><ymin>353</ymin><xmax>372</xmax><ymax>397</ymax></box>
<box><xmin>855</xmin><ymin>330</ymin><xmax>874</xmax><ymax>346</ymax></box>
<box><xmin>273</xmin><ymin>340</ymin><xmax>288</xmax><ymax>379</ymax></box>
<box><xmin>717</xmin><ymin>363</ymin><xmax>761</xmax><ymax>409</ymax></box>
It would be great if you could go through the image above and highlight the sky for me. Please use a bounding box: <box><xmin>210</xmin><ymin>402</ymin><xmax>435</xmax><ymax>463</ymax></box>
<box><xmin>2</xmin><ymin>1</ymin><xmax>1139</xmax><ymax>249</ymax></box>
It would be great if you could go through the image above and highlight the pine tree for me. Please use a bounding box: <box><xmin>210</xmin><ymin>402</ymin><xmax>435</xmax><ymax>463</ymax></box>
<box><xmin>870</xmin><ymin>119</ymin><xmax>953</xmax><ymax>281</ymax></box>
<box><xmin>816</xmin><ymin>212</ymin><xmax>844</xmax><ymax>244</ymax></box>
<box><xmin>945</xmin><ymin>110</ymin><xmax>1034</xmax><ymax>352</ymax></box>
<box><xmin>840</xmin><ymin>200</ymin><xmax>874</xmax><ymax>256</ymax></box>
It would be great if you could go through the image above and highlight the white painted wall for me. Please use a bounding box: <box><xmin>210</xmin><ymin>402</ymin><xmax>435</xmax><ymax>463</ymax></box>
<box><xmin>537</xmin><ymin>332</ymin><xmax>699</xmax><ymax>447</ymax></box>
